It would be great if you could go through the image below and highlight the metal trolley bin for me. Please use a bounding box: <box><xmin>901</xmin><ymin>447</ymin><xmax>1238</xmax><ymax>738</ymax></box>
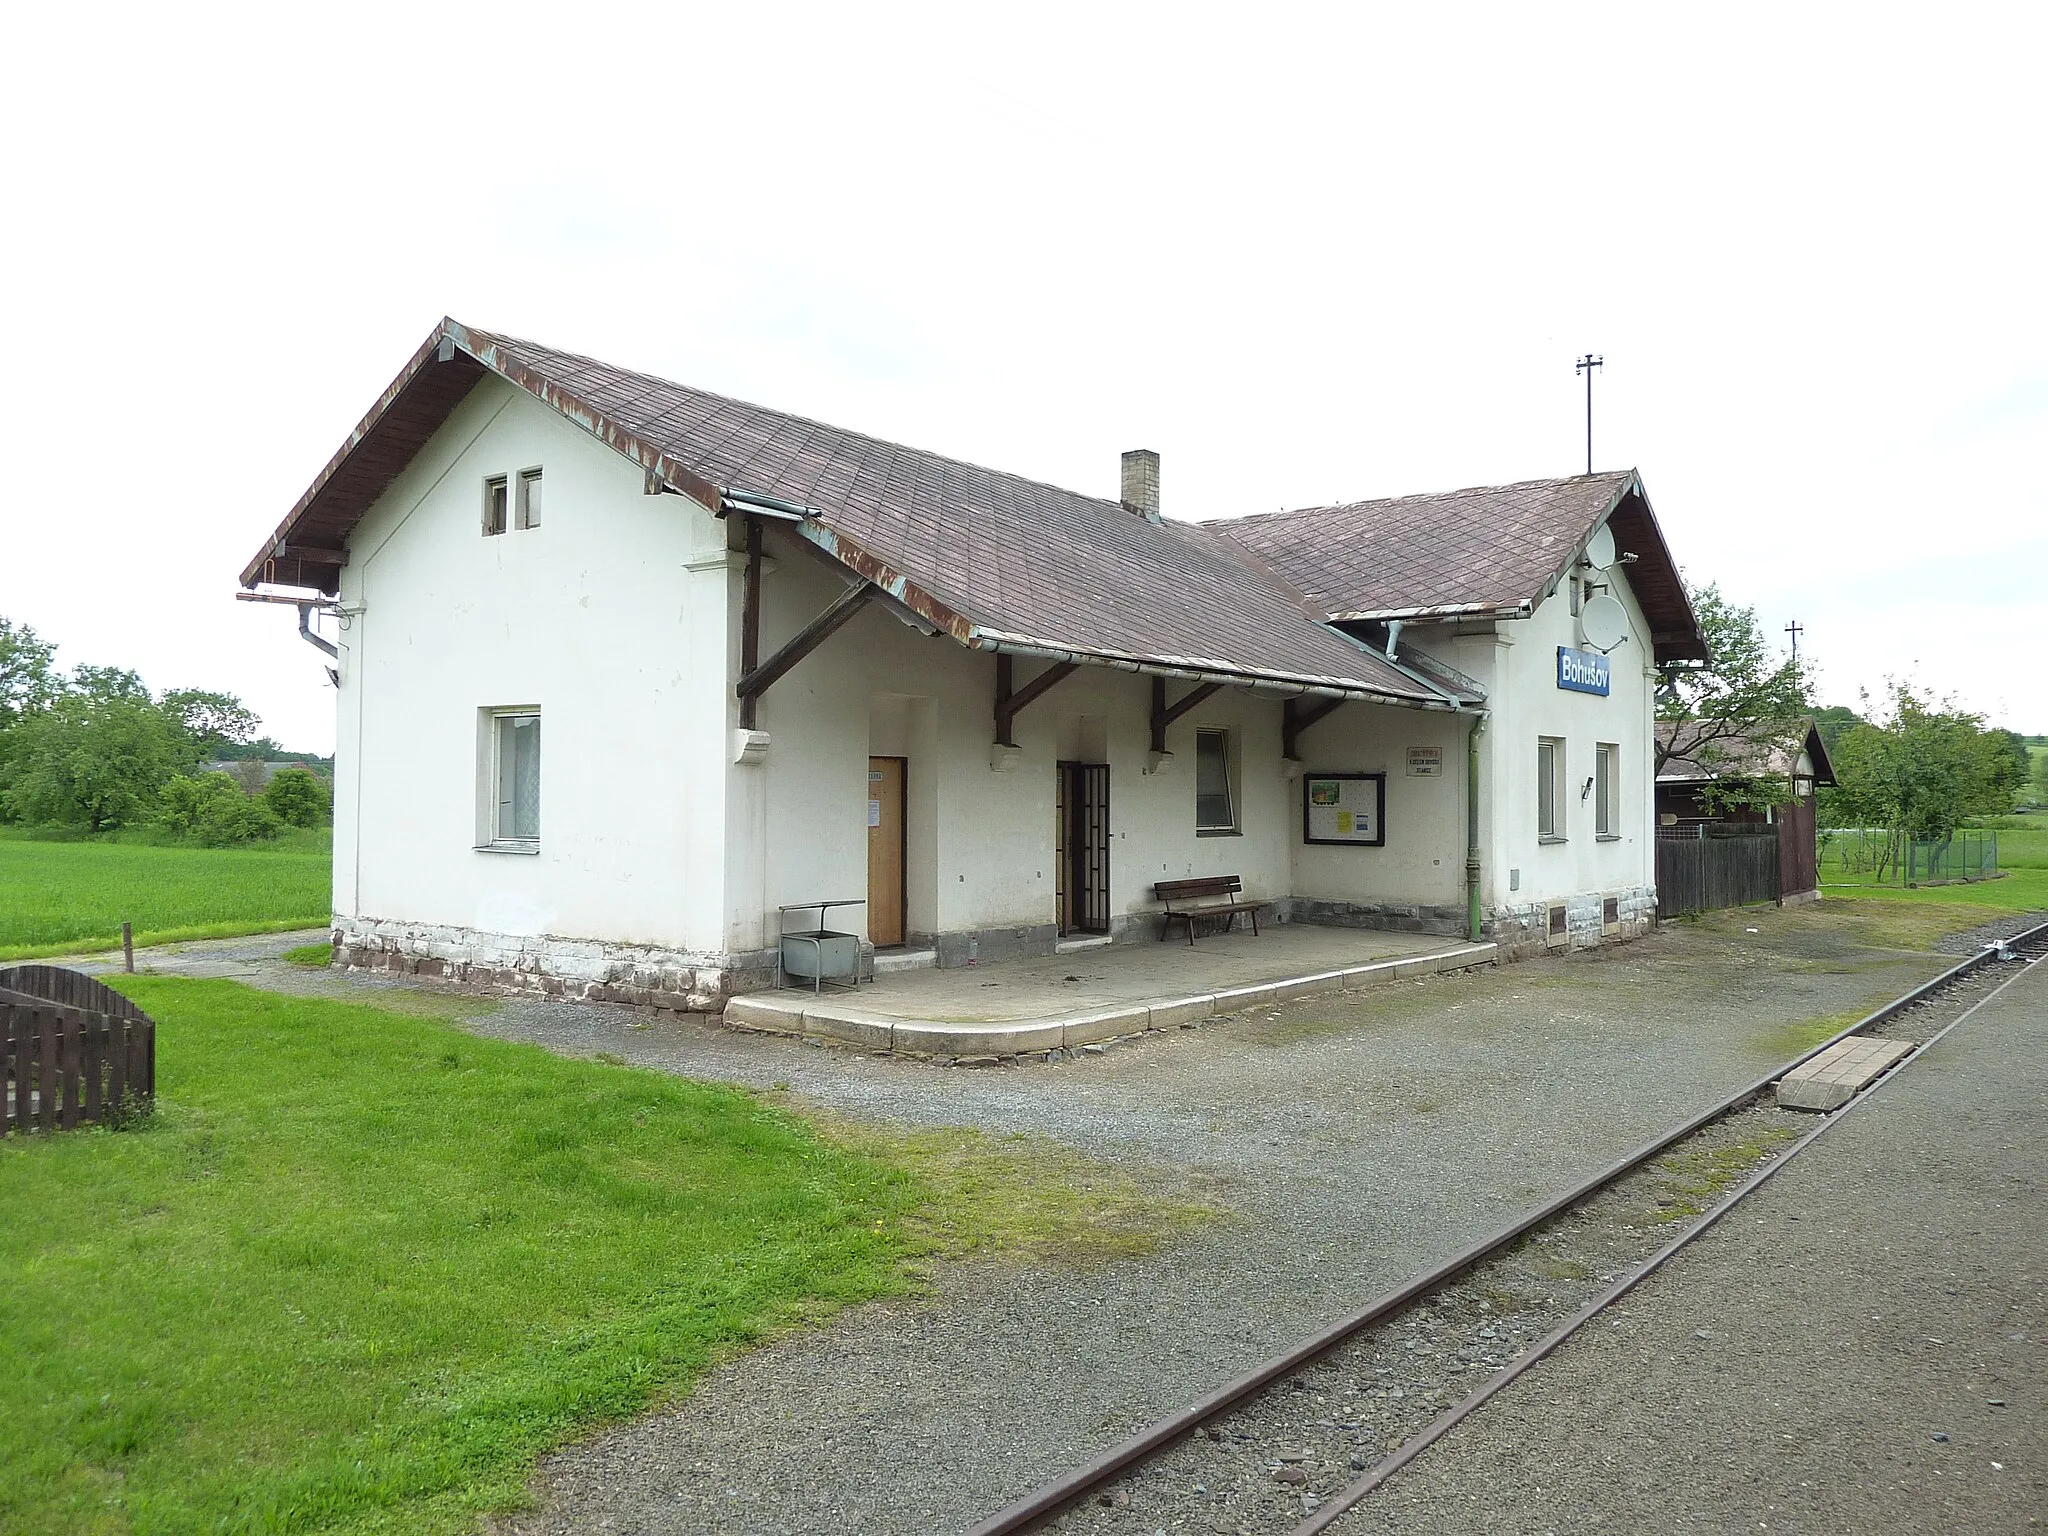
<box><xmin>777</xmin><ymin>900</ymin><xmax>866</xmax><ymax>994</ymax></box>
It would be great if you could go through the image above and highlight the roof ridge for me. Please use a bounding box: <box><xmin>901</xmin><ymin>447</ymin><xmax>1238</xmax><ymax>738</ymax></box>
<box><xmin>1204</xmin><ymin>469</ymin><xmax>1637</xmax><ymax>531</ymax></box>
<box><xmin>466</xmin><ymin>322</ymin><xmax>1140</xmax><ymax>518</ymax></box>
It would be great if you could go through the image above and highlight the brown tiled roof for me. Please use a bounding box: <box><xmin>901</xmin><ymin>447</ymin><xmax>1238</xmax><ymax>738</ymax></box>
<box><xmin>1655</xmin><ymin>719</ymin><xmax>1835</xmax><ymax>785</ymax></box>
<box><xmin>243</xmin><ymin>320</ymin><xmax>1473</xmax><ymax>707</ymax></box>
<box><xmin>1206</xmin><ymin>472</ymin><xmax>1708</xmax><ymax>663</ymax></box>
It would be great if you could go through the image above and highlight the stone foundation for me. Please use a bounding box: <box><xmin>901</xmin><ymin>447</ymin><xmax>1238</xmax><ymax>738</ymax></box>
<box><xmin>1283</xmin><ymin>896</ymin><xmax>1468</xmax><ymax>938</ymax></box>
<box><xmin>1485</xmin><ymin>884</ymin><xmax>1657</xmax><ymax>960</ymax></box>
<box><xmin>331</xmin><ymin>916</ymin><xmax>771</xmax><ymax>1012</ymax></box>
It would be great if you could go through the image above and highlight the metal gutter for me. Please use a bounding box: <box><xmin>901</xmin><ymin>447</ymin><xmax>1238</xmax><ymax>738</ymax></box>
<box><xmin>1325</xmin><ymin>600</ymin><xmax>1534</xmax><ymax>624</ymax></box>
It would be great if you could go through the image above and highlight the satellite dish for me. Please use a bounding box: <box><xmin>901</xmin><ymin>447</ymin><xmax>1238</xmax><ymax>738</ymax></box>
<box><xmin>1582</xmin><ymin>523</ymin><xmax>1617</xmax><ymax>570</ymax></box>
<box><xmin>1581</xmin><ymin>593</ymin><xmax>1630</xmax><ymax>652</ymax></box>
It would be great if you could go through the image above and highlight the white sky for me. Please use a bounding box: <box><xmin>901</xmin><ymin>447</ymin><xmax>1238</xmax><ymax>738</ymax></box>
<box><xmin>3</xmin><ymin>2</ymin><xmax>2042</xmax><ymax>753</ymax></box>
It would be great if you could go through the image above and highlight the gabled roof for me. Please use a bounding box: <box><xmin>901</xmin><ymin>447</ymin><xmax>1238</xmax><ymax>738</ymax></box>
<box><xmin>242</xmin><ymin>319</ymin><xmax>1474</xmax><ymax>708</ymax></box>
<box><xmin>1655</xmin><ymin>718</ymin><xmax>1836</xmax><ymax>786</ymax></box>
<box><xmin>1205</xmin><ymin>472</ymin><xmax>1708</xmax><ymax>663</ymax></box>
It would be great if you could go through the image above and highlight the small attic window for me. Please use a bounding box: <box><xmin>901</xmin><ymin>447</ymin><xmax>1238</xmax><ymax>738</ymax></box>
<box><xmin>483</xmin><ymin>476</ymin><xmax>508</xmax><ymax>536</ymax></box>
<box><xmin>516</xmin><ymin>468</ymin><xmax>542</xmax><ymax>529</ymax></box>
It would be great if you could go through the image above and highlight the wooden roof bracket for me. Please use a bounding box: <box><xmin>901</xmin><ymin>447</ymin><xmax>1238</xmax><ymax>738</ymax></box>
<box><xmin>1282</xmin><ymin>694</ymin><xmax>1344</xmax><ymax>761</ymax></box>
<box><xmin>736</xmin><ymin>513</ymin><xmax>877</xmax><ymax>728</ymax></box>
<box><xmin>994</xmin><ymin>654</ymin><xmax>1078</xmax><ymax>747</ymax></box>
<box><xmin>1151</xmin><ymin>677</ymin><xmax>1224</xmax><ymax>756</ymax></box>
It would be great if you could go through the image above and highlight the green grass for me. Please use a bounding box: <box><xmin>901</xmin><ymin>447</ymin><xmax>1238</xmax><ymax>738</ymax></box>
<box><xmin>1820</xmin><ymin>821</ymin><xmax>2048</xmax><ymax>914</ymax></box>
<box><xmin>281</xmin><ymin>943</ymin><xmax>335</xmax><ymax>968</ymax></box>
<box><xmin>0</xmin><ymin>830</ymin><xmax>331</xmax><ymax>959</ymax></box>
<box><xmin>0</xmin><ymin>978</ymin><xmax>1213</xmax><ymax>1536</ymax></box>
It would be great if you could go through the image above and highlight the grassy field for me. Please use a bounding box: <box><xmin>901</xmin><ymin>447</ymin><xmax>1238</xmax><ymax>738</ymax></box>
<box><xmin>0</xmin><ymin>978</ymin><xmax>1210</xmax><ymax>1536</ymax></box>
<box><xmin>0</xmin><ymin>829</ymin><xmax>331</xmax><ymax>959</ymax></box>
<box><xmin>1821</xmin><ymin>819</ymin><xmax>2048</xmax><ymax>914</ymax></box>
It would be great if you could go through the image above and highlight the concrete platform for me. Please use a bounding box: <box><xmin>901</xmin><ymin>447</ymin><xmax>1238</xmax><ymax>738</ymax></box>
<box><xmin>1776</xmin><ymin>1033</ymin><xmax>1915</xmax><ymax>1110</ymax></box>
<box><xmin>722</xmin><ymin>924</ymin><xmax>1497</xmax><ymax>1056</ymax></box>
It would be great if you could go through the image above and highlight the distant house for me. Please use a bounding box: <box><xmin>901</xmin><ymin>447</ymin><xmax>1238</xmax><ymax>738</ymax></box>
<box><xmin>1655</xmin><ymin>719</ymin><xmax>1835</xmax><ymax>827</ymax></box>
<box><xmin>199</xmin><ymin>760</ymin><xmax>325</xmax><ymax>793</ymax></box>
<box><xmin>238</xmin><ymin>318</ymin><xmax>1708</xmax><ymax>1009</ymax></box>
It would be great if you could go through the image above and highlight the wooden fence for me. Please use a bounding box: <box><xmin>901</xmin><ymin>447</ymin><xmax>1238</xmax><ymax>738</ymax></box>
<box><xmin>1656</xmin><ymin>826</ymin><xmax>1782</xmax><ymax>916</ymax></box>
<box><xmin>0</xmin><ymin>967</ymin><xmax>154</xmax><ymax>1136</ymax></box>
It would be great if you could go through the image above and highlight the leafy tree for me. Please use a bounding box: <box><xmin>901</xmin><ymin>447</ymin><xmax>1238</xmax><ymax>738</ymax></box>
<box><xmin>1824</xmin><ymin>682</ymin><xmax>2020</xmax><ymax>870</ymax></box>
<box><xmin>197</xmin><ymin>793</ymin><xmax>282</xmax><ymax>846</ymax></box>
<box><xmin>0</xmin><ymin>616</ymin><xmax>57</xmax><ymax>729</ymax></box>
<box><xmin>1657</xmin><ymin>581</ymin><xmax>1815</xmax><ymax>814</ymax></box>
<box><xmin>161</xmin><ymin>689</ymin><xmax>261</xmax><ymax>756</ymax></box>
<box><xmin>0</xmin><ymin>693</ymin><xmax>198</xmax><ymax>832</ymax></box>
<box><xmin>262</xmin><ymin>766</ymin><xmax>331</xmax><ymax>828</ymax></box>
<box><xmin>1810</xmin><ymin>704</ymin><xmax>1865</xmax><ymax>757</ymax></box>
<box><xmin>66</xmin><ymin>664</ymin><xmax>153</xmax><ymax>703</ymax></box>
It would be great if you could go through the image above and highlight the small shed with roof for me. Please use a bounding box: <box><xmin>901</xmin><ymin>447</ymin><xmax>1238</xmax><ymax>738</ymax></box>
<box><xmin>241</xmin><ymin>319</ymin><xmax>1705</xmax><ymax>1008</ymax></box>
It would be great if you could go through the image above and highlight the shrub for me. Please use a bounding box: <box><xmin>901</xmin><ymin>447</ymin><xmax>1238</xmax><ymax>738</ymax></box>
<box><xmin>156</xmin><ymin>772</ymin><xmax>244</xmax><ymax>836</ymax></box>
<box><xmin>199</xmin><ymin>794</ymin><xmax>283</xmax><ymax>846</ymax></box>
<box><xmin>263</xmin><ymin>766</ymin><xmax>331</xmax><ymax>828</ymax></box>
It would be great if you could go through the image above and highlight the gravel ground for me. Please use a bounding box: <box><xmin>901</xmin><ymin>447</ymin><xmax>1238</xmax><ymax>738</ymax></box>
<box><xmin>1348</xmin><ymin>952</ymin><xmax>2048</xmax><ymax>1536</ymax></box>
<box><xmin>1933</xmin><ymin>907</ymin><xmax>2048</xmax><ymax>955</ymax></box>
<box><xmin>80</xmin><ymin>913</ymin><xmax>1984</xmax><ymax>1535</ymax></box>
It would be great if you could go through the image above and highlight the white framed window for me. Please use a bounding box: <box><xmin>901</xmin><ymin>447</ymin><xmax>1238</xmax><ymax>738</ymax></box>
<box><xmin>1595</xmin><ymin>741</ymin><xmax>1619</xmax><ymax>839</ymax></box>
<box><xmin>480</xmin><ymin>710</ymin><xmax>541</xmax><ymax>849</ymax></box>
<box><xmin>483</xmin><ymin>475</ymin><xmax>508</xmax><ymax>536</ymax></box>
<box><xmin>516</xmin><ymin>467</ymin><xmax>542</xmax><ymax>529</ymax></box>
<box><xmin>1195</xmin><ymin>728</ymin><xmax>1237</xmax><ymax>834</ymax></box>
<box><xmin>1537</xmin><ymin>736</ymin><xmax>1566</xmax><ymax>842</ymax></box>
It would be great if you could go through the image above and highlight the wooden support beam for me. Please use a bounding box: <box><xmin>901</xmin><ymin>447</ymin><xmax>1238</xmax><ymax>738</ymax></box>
<box><xmin>993</xmin><ymin>657</ymin><xmax>1078</xmax><ymax>746</ymax></box>
<box><xmin>1282</xmin><ymin>695</ymin><xmax>1344</xmax><ymax>760</ymax></box>
<box><xmin>1150</xmin><ymin>678</ymin><xmax>1223</xmax><ymax>754</ymax></box>
<box><xmin>738</xmin><ymin>571</ymin><xmax>875</xmax><ymax>715</ymax></box>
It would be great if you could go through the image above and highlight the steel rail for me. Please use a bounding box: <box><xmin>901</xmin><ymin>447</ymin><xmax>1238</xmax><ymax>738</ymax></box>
<box><xmin>1292</xmin><ymin>918</ymin><xmax>2048</xmax><ymax>1534</ymax></box>
<box><xmin>965</xmin><ymin>917</ymin><xmax>2048</xmax><ymax>1536</ymax></box>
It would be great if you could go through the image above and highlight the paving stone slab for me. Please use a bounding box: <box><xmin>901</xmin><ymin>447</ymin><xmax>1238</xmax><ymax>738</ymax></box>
<box><xmin>1776</xmin><ymin>1033</ymin><xmax>1915</xmax><ymax>1111</ymax></box>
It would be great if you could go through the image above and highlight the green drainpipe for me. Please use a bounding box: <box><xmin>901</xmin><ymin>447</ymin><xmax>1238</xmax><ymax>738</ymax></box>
<box><xmin>1466</xmin><ymin>711</ymin><xmax>1487</xmax><ymax>942</ymax></box>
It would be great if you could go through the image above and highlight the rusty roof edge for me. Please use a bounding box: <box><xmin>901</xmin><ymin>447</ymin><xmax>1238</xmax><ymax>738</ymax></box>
<box><xmin>967</xmin><ymin>626</ymin><xmax>1457</xmax><ymax>711</ymax></box>
<box><xmin>1324</xmin><ymin>600</ymin><xmax>1536</xmax><ymax>623</ymax></box>
<box><xmin>784</xmin><ymin>518</ymin><xmax>979</xmax><ymax>642</ymax></box>
<box><xmin>447</xmin><ymin>322</ymin><xmax>726</xmax><ymax>514</ymax></box>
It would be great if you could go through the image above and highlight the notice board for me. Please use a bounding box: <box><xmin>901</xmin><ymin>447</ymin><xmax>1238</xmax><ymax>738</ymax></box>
<box><xmin>1303</xmin><ymin>772</ymin><xmax>1386</xmax><ymax>846</ymax></box>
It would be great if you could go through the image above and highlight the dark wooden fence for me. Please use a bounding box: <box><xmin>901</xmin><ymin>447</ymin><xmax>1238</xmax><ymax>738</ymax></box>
<box><xmin>0</xmin><ymin>967</ymin><xmax>154</xmax><ymax>1136</ymax></box>
<box><xmin>1776</xmin><ymin>799</ymin><xmax>1819</xmax><ymax>900</ymax></box>
<box><xmin>1656</xmin><ymin>825</ymin><xmax>1781</xmax><ymax>916</ymax></box>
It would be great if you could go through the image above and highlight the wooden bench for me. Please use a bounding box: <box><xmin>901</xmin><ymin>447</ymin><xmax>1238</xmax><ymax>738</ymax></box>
<box><xmin>1155</xmin><ymin>875</ymin><xmax>1269</xmax><ymax>945</ymax></box>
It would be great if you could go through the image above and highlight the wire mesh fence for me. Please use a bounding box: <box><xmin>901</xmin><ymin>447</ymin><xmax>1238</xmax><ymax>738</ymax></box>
<box><xmin>1821</xmin><ymin>828</ymin><xmax>2000</xmax><ymax>885</ymax></box>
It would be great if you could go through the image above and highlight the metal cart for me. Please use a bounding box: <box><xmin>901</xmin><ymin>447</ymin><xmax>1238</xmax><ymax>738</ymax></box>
<box><xmin>777</xmin><ymin>899</ymin><xmax>866</xmax><ymax>994</ymax></box>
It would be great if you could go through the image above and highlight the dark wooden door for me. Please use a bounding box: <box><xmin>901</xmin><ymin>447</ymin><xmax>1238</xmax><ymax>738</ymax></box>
<box><xmin>1056</xmin><ymin>762</ymin><xmax>1110</xmax><ymax>935</ymax></box>
<box><xmin>867</xmin><ymin>757</ymin><xmax>906</xmax><ymax>947</ymax></box>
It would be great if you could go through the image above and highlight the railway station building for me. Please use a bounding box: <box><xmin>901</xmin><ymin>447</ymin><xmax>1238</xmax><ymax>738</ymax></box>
<box><xmin>241</xmin><ymin>319</ymin><xmax>1707</xmax><ymax>1011</ymax></box>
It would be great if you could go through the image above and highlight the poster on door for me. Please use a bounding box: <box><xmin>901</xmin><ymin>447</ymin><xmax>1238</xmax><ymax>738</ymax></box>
<box><xmin>1302</xmin><ymin>772</ymin><xmax>1386</xmax><ymax>846</ymax></box>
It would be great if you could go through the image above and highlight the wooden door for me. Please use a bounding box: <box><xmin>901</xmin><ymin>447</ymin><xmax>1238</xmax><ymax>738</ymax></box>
<box><xmin>867</xmin><ymin>757</ymin><xmax>907</xmax><ymax>947</ymax></box>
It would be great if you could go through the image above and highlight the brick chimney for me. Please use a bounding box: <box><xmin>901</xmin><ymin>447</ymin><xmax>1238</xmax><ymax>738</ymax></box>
<box><xmin>1121</xmin><ymin>449</ymin><xmax>1161</xmax><ymax>524</ymax></box>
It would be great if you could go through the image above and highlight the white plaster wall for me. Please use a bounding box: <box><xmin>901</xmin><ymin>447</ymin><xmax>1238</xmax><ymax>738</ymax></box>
<box><xmin>734</xmin><ymin>528</ymin><xmax>1302</xmax><ymax>949</ymax></box>
<box><xmin>333</xmin><ymin>378</ymin><xmax>729</xmax><ymax>952</ymax></box>
<box><xmin>1287</xmin><ymin>700</ymin><xmax>1477</xmax><ymax>911</ymax></box>
<box><xmin>1482</xmin><ymin>570</ymin><xmax>1658</xmax><ymax>908</ymax></box>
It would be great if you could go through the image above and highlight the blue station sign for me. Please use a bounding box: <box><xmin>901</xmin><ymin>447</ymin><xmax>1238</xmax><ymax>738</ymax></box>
<box><xmin>1556</xmin><ymin>646</ymin><xmax>1611</xmax><ymax>696</ymax></box>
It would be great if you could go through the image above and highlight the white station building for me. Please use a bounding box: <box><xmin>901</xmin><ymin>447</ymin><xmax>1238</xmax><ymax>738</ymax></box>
<box><xmin>241</xmin><ymin>320</ymin><xmax>1707</xmax><ymax>1011</ymax></box>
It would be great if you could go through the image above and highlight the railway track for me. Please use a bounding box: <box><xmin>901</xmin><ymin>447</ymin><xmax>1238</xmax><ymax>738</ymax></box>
<box><xmin>966</xmin><ymin>918</ymin><xmax>2048</xmax><ymax>1536</ymax></box>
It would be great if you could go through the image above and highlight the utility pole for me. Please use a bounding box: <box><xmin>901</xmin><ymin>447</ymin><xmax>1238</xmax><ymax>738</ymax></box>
<box><xmin>1785</xmin><ymin>619</ymin><xmax>1804</xmax><ymax>660</ymax></box>
<box><xmin>1574</xmin><ymin>354</ymin><xmax>1603</xmax><ymax>475</ymax></box>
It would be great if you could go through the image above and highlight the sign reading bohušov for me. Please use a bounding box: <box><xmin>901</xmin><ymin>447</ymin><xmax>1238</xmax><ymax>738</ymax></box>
<box><xmin>1556</xmin><ymin>646</ymin><xmax>1611</xmax><ymax>696</ymax></box>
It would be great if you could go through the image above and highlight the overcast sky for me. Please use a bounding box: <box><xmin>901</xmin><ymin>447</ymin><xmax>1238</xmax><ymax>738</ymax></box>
<box><xmin>4</xmin><ymin>3</ymin><xmax>2042</xmax><ymax>752</ymax></box>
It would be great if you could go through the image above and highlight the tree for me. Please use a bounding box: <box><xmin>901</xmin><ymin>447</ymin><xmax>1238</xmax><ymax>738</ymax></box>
<box><xmin>0</xmin><ymin>616</ymin><xmax>57</xmax><ymax>729</ymax></box>
<box><xmin>0</xmin><ymin>693</ymin><xmax>197</xmax><ymax>832</ymax></box>
<box><xmin>160</xmin><ymin>688</ymin><xmax>261</xmax><ymax>757</ymax></box>
<box><xmin>1657</xmin><ymin>580</ymin><xmax>1815</xmax><ymax>814</ymax></box>
<box><xmin>262</xmin><ymin>766</ymin><xmax>331</xmax><ymax>828</ymax></box>
<box><xmin>1824</xmin><ymin>682</ymin><xmax>2020</xmax><ymax>873</ymax></box>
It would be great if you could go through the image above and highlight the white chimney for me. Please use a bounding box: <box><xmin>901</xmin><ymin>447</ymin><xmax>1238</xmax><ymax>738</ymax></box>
<box><xmin>1121</xmin><ymin>449</ymin><xmax>1161</xmax><ymax>524</ymax></box>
